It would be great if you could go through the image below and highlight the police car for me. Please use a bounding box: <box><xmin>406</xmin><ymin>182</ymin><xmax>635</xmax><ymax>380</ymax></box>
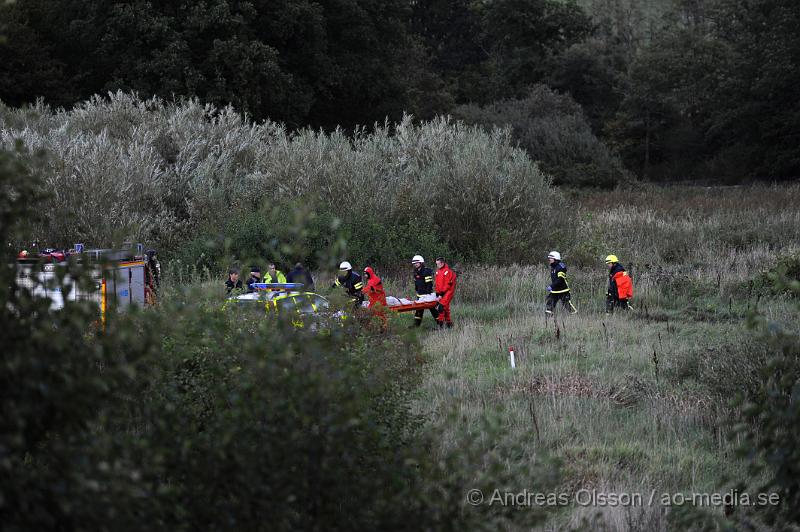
<box><xmin>227</xmin><ymin>283</ymin><xmax>337</xmax><ymax>327</ymax></box>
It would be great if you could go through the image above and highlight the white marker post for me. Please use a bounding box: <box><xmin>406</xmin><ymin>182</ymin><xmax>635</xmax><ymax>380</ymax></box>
<box><xmin>509</xmin><ymin>346</ymin><xmax>516</xmax><ymax>369</ymax></box>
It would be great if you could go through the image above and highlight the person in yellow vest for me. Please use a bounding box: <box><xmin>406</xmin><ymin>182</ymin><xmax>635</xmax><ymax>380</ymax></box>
<box><xmin>265</xmin><ymin>262</ymin><xmax>287</xmax><ymax>284</ymax></box>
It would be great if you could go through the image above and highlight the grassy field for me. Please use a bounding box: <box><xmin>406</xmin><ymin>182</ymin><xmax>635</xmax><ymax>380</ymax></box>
<box><xmin>176</xmin><ymin>185</ymin><xmax>799</xmax><ymax>530</ymax></box>
<box><xmin>378</xmin><ymin>185</ymin><xmax>799</xmax><ymax>530</ymax></box>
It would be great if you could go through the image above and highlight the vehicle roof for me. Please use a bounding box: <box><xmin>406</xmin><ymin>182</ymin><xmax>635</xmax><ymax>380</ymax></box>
<box><xmin>230</xmin><ymin>291</ymin><xmax>326</xmax><ymax>302</ymax></box>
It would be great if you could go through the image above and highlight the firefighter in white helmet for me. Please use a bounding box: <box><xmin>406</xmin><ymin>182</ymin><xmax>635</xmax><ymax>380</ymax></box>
<box><xmin>546</xmin><ymin>251</ymin><xmax>577</xmax><ymax>315</ymax></box>
<box><xmin>410</xmin><ymin>255</ymin><xmax>439</xmax><ymax>327</ymax></box>
<box><xmin>333</xmin><ymin>261</ymin><xmax>364</xmax><ymax>305</ymax></box>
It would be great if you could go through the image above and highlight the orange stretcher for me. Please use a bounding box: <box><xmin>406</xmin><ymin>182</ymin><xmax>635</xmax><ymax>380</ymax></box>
<box><xmin>387</xmin><ymin>300</ymin><xmax>439</xmax><ymax>313</ymax></box>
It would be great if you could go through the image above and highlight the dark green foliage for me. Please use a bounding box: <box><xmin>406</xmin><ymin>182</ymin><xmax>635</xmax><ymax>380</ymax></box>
<box><xmin>546</xmin><ymin>37</ymin><xmax>629</xmax><ymax>133</ymax></box>
<box><xmin>0</xmin><ymin>0</ymin><xmax>437</xmax><ymax>129</ymax></box>
<box><xmin>744</xmin><ymin>254</ymin><xmax>800</xmax><ymax>299</ymax></box>
<box><xmin>454</xmin><ymin>85</ymin><xmax>631</xmax><ymax>188</ymax></box>
<box><xmin>412</xmin><ymin>0</ymin><xmax>592</xmax><ymax>104</ymax></box>
<box><xmin>609</xmin><ymin>0</ymin><xmax>800</xmax><ymax>181</ymax></box>
<box><xmin>170</xmin><ymin>200</ymin><xmax>343</xmax><ymax>272</ymax></box>
<box><xmin>730</xmin><ymin>276</ymin><xmax>800</xmax><ymax>528</ymax></box>
<box><xmin>171</xmin><ymin>199</ymin><xmax>455</xmax><ymax>274</ymax></box>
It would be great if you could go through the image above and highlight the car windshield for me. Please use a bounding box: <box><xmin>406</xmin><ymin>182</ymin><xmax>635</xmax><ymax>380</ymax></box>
<box><xmin>310</xmin><ymin>295</ymin><xmax>329</xmax><ymax>310</ymax></box>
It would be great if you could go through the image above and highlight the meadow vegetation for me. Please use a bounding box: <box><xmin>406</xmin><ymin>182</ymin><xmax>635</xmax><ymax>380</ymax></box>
<box><xmin>409</xmin><ymin>186</ymin><xmax>800</xmax><ymax>530</ymax></box>
<box><xmin>2</xmin><ymin>98</ymin><xmax>799</xmax><ymax>530</ymax></box>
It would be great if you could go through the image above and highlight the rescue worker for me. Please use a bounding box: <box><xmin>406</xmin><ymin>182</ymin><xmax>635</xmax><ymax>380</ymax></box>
<box><xmin>246</xmin><ymin>266</ymin><xmax>262</xmax><ymax>293</ymax></box>
<box><xmin>225</xmin><ymin>267</ymin><xmax>243</xmax><ymax>293</ymax></box>
<box><xmin>545</xmin><ymin>251</ymin><xmax>577</xmax><ymax>315</ymax></box>
<box><xmin>411</xmin><ymin>255</ymin><xmax>439</xmax><ymax>327</ymax></box>
<box><xmin>605</xmin><ymin>254</ymin><xmax>634</xmax><ymax>313</ymax></box>
<box><xmin>286</xmin><ymin>262</ymin><xmax>315</xmax><ymax>291</ymax></box>
<box><xmin>265</xmin><ymin>262</ymin><xmax>287</xmax><ymax>284</ymax></box>
<box><xmin>434</xmin><ymin>257</ymin><xmax>457</xmax><ymax>328</ymax></box>
<box><xmin>333</xmin><ymin>261</ymin><xmax>365</xmax><ymax>305</ymax></box>
<box><xmin>362</xmin><ymin>266</ymin><xmax>388</xmax><ymax>307</ymax></box>
<box><xmin>363</xmin><ymin>266</ymin><xmax>388</xmax><ymax>328</ymax></box>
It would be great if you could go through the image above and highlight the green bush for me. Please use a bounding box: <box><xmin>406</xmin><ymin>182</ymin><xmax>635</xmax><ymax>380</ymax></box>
<box><xmin>743</xmin><ymin>254</ymin><xmax>800</xmax><ymax>298</ymax></box>
<box><xmin>452</xmin><ymin>84</ymin><xmax>632</xmax><ymax>189</ymax></box>
<box><xmin>730</xmin><ymin>277</ymin><xmax>800</xmax><ymax>528</ymax></box>
<box><xmin>169</xmin><ymin>198</ymin><xmax>454</xmax><ymax>274</ymax></box>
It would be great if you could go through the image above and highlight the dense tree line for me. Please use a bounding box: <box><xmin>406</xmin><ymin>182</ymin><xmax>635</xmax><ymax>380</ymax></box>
<box><xmin>1</xmin><ymin>0</ymin><xmax>798</xmax><ymax>182</ymax></box>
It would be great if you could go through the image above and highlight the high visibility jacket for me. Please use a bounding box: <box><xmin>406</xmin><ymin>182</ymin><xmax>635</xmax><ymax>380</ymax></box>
<box><xmin>434</xmin><ymin>263</ymin><xmax>457</xmax><ymax>306</ymax></box>
<box><xmin>264</xmin><ymin>270</ymin><xmax>287</xmax><ymax>284</ymax></box>
<box><xmin>334</xmin><ymin>270</ymin><xmax>365</xmax><ymax>302</ymax></box>
<box><xmin>362</xmin><ymin>267</ymin><xmax>387</xmax><ymax>307</ymax></box>
<box><xmin>549</xmin><ymin>261</ymin><xmax>570</xmax><ymax>294</ymax></box>
<box><xmin>608</xmin><ymin>263</ymin><xmax>633</xmax><ymax>300</ymax></box>
<box><xmin>413</xmin><ymin>266</ymin><xmax>435</xmax><ymax>296</ymax></box>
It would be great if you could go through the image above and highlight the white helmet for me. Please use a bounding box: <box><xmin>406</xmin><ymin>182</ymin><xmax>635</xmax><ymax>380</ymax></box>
<box><xmin>339</xmin><ymin>261</ymin><xmax>352</xmax><ymax>270</ymax></box>
<box><xmin>411</xmin><ymin>254</ymin><xmax>424</xmax><ymax>264</ymax></box>
<box><xmin>547</xmin><ymin>251</ymin><xmax>561</xmax><ymax>261</ymax></box>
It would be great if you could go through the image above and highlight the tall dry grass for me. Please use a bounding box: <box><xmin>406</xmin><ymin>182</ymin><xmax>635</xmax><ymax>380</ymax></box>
<box><xmin>404</xmin><ymin>187</ymin><xmax>799</xmax><ymax>530</ymax></box>
<box><xmin>571</xmin><ymin>185</ymin><xmax>800</xmax><ymax>272</ymax></box>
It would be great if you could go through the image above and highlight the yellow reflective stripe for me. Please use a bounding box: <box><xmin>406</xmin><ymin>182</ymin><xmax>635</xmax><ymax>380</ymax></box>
<box><xmin>334</xmin><ymin>278</ymin><xmax>341</xmax><ymax>286</ymax></box>
<box><xmin>550</xmin><ymin>288</ymin><xmax>570</xmax><ymax>294</ymax></box>
<box><xmin>557</xmin><ymin>272</ymin><xmax>567</xmax><ymax>278</ymax></box>
<box><xmin>354</xmin><ymin>282</ymin><xmax>364</xmax><ymax>289</ymax></box>
<box><xmin>424</xmin><ymin>276</ymin><xmax>433</xmax><ymax>282</ymax></box>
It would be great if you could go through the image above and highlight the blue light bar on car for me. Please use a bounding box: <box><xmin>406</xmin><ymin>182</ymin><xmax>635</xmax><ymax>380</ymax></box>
<box><xmin>251</xmin><ymin>283</ymin><xmax>304</xmax><ymax>291</ymax></box>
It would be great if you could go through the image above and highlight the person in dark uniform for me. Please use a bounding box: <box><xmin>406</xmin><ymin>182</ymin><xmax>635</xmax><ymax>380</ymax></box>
<box><xmin>545</xmin><ymin>251</ymin><xmax>577</xmax><ymax>315</ymax></box>
<box><xmin>246</xmin><ymin>266</ymin><xmax>262</xmax><ymax>293</ymax></box>
<box><xmin>286</xmin><ymin>262</ymin><xmax>315</xmax><ymax>291</ymax></box>
<box><xmin>333</xmin><ymin>261</ymin><xmax>364</xmax><ymax>306</ymax></box>
<box><xmin>225</xmin><ymin>267</ymin><xmax>243</xmax><ymax>294</ymax></box>
<box><xmin>410</xmin><ymin>254</ymin><xmax>439</xmax><ymax>327</ymax></box>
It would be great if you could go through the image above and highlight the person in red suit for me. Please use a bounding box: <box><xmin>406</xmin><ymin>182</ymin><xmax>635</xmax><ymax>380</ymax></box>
<box><xmin>434</xmin><ymin>257</ymin><xmax>457</xmax><ymax>328</ymax></box>
<box><xmin>362</xmin><ymin>266</ymin><xmax>387</xmax><ymax>307</ymax></box>
<box><xmin>362</xmin><ymin>266</ymin><xmax>388</xmax><ymax>328</ymax></box>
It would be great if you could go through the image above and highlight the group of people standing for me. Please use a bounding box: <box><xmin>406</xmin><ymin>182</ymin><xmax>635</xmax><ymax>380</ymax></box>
<box><xmin>334</xmin><ymin>255</ymin><xmax>458</xmax><ymax>329</ymax></box>
<box><xmin>225</xmin><ymin>262</ymin><xmax>315</xmax><ymax>293</ymax></box>
<box><xmin>545</xmin><ymin>251</ymin><xmax>634</xmax><ymax>314</ymax></box>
